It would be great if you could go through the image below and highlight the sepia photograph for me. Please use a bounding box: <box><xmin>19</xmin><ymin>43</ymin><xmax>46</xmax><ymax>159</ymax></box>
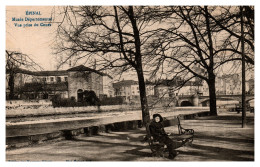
<box><xmin>4</xmin><ymin>3</ymin><xmax>255</xmax><ymax>163</ymax></box>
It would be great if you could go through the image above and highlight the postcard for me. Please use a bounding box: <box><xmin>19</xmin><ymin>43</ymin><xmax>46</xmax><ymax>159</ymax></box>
<box><xmin>4</xmin><ymin>4</ymin><xmax>255</xmax><ymax>164</ymax></box>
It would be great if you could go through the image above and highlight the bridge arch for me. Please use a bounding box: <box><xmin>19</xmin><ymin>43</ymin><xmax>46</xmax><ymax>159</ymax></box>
<box><xmin>180</xmin><ymin>100</ymin><xmax>193</xmax><ymax>106</ymax></box>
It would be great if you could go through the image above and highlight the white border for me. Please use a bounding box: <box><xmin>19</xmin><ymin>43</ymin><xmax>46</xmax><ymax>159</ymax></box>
<box><xmin>2</xmin><ymin>0</ymin><xmax>258</xmax><ymax>6</ymax></box>
<box><xmin>1</xmin><ymin>1</ymin><xmax>258</xmax><ymax>167</ymax></box>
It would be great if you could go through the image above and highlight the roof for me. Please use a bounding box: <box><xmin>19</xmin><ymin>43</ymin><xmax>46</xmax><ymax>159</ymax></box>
<box><xmin>113</xmin><ymin>80</ymin><xmax>139</xmax><ymax>88</ymax></box>
<box><xmin>184</xmin><ymin>81</ymin><xmax>203</xmax><ymax>86</ymax></box>
<box><xmin>145</xmin><ymin>80</ymin><xmax>155</xmax><ymax>85</ymax></box>
<box><xmin>21</xmin><ymin>82</ymin><xmax>68</xmax><ymax>92</ymax></box>
<box><xmin>67</xmin><ymin>65</ymin><xmax>97</xmax><ymax>72</ymax></box>
<box><xmin>6</xmin><ymin>65</ymin><xmax>112</xmax><ymax>78</ymax></box>
<box><xmin>155</xmin><ymin>79</ymin><xmax>202</xmax><ymax>87</ymax></box>
<box><xmin>113</xmin><ymin>80</ymin><xmax>158</xmax><ymax>88</ymax></box>
<box><xmin>6</xmin><ymin>68</ymin><xmax>68</xmax><ymax>76</ymax></box>
<box><xmin>33</xmin><ymin>70</ymin><xmax>68</xmax><ymax>76</ymax></box>
<box><xmin>155</xmin><ymin>79</ymin><xmax>180</xmax><ymax>87</ymax></box>
<box><xmin>220</xmin><ymin>74</ymin><xmax>239</xmax><ymax>79</ymax></box>
<box><xmin>6</xmin><ymin>68</ymin><xmax>34</xmax><ymax>75</ymax></box>
<box><xmin>67</xmin><ymin>65</ymin><xmax>112</xmax><ymax>79</ymax></box>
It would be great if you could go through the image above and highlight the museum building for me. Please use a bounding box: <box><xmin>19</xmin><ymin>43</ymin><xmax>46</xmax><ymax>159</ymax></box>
<box><xmin>6</xmin><ymin>65</ymin><xmax>113</xmax><ymax>101</ymax></box>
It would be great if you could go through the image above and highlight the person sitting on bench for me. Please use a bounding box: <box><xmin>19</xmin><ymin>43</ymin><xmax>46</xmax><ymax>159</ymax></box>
<box><xmin>149</xmin><ymin>114</ymin><xmax>186</xmax><ymax>159</ymax></box>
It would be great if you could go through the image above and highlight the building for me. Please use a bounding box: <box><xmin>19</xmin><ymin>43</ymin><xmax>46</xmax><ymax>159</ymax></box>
<box><xmin>102</xmin><ymin>75</ymin><xmax>114</xmax><ymax>98</ymax></box>
<box><xmin>113</xmin><ymin>80</ymin><xmax>155</xmax><ymax>103</ymax></box>
<box><xmin>154</xmin><ymin>81</ymin><xmax>172</xmax><ymax>98</ymax></box>
<box><xmin>246</xmin><ymin>78</ymin><xmax>254</xmax><ymax>94</ymax></box>
<box><xmin>6</xmin><ymin>65</ymin><xmax>113</xmax><ymax>101</ymax></box>
<box><xmin>154</xmin><ymin>79</ymin><xmax>203</xmax><ymax>98</ymax></box>
<box><xmin>215</xmin><ymin>73</ymin><xmax>254</xmax><ymax>95</ymax></box>
<box><xmin>177</xmin><ymin>80</ymin><xmax>203</xmax><ymax>96</ymax></box>
<box><xmin>215</xmin><ymin>74</ymin><xmax>241</xmax><ymax>95</ymax></box>
<box><xmin>113</xmin><ymin>80</ymin><xmax>138</xmax><ymax>102</ymax></box>
<box><xmin>200</xmin><ymin>73</ymin><xmax>254</xmax><ymax>96</ymax></box>
<box><xmin>6</xmin><ymin>68</ymin><xmax>69</xmax><ymax>99</ymax></box>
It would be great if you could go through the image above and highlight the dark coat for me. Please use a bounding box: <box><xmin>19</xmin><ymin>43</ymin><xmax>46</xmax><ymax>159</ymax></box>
<box><xmin>149</xmin><ymin>114</ymin><xmax>167</xmax><ymax>141</ymax></box>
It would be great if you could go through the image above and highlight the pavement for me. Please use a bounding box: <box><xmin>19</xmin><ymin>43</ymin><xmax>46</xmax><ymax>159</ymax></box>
<box><xmin>6</xmin><ymin>111</ymin><xmax>254</xmax><ymax>161</ymax></box>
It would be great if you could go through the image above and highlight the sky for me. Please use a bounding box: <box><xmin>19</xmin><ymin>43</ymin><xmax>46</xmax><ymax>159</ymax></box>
<box><xmin>5</xmin><ymin>5</ymin><xmax>255</xmax><ymax>81</ymax></box>
<box><xmin>6</xmin><ymin>6</ymin><xmax>59</xmax><ymax>70</ymax></box>
<box><xmin>5</xmin><ymin>6</ymin><xmax>155</xmax><ymax>82</ymax></box>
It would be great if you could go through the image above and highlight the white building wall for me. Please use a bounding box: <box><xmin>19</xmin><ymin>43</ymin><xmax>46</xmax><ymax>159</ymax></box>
<box><xmin>103</xmin><ymin>76</ymin><xmax>114</xmax><ymax>97</ymax></box>
<box><xmin>146</xmin><ymin>85</ymin><xmax>155</xmax><ymax>96</ymax></box>
<box><xmin>131</xmin><ymin>85</ymin><xmax>139</xmax><ymax>96</ymax></box>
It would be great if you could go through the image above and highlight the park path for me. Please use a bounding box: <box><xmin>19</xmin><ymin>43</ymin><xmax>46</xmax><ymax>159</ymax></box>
<box><xmin>6</xmin><ymin>111</ymin><xmax>254</xmax><ymax>161</ymax></box>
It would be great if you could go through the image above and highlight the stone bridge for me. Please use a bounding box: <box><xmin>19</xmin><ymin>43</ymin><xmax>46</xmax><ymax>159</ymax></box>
<box><xmin>177</xmin><ymin>95</ymin><xmax>199</xmax><ymax>106</ymax></box>
<box><xmin>177</xmin><ymin>94</ymin><xmax>254</xmax><ymax>106</ymax></box>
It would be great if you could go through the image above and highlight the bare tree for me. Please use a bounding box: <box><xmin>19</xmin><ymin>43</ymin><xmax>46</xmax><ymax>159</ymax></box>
<box><xmin>6</xmin><ymin>50</ymin><xmax>43</xmax><ymax>99</ymax></box>
<box><xmin>206</xmin><ymin>6</ymin><xmax>254</xmax><ymax>65</ymax></box>
<box><xmin>54</xmin><ymin>6</ymin><xmax>168</xmax><ymax>125</ymax></box>
<box><xmin>54</xmin><ymin>6</ymin><xmax>254</xmax><ymax>118</ymax></box>
<box><xmin>147</xmin><ymin>6</ymin><xmax>254</xmax><ymax>116</ymax></box>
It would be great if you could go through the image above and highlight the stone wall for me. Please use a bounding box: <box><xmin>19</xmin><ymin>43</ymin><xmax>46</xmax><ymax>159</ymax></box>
<box><xmin>68</xmin><ymin>71</ymin><xmax>104</xmax><ymax>101</ymax></box>
<box><xmin>90</xmin><ymin>72</ymin><xmax>103</xmax><ymax>97</ymax></box>
<box><xmin>6</xmin><ymin>99</ymin><xmax>52</xmax><ymax>108</ymax></box>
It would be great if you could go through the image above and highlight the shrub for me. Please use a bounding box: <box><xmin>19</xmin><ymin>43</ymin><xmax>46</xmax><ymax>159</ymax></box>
<box><xmin>101</xmin><ymin>97</ymin><xmax>124</xmax><ymax>105</ymax></box>
<box><xmin>51</xmin><ymin>91</ymin><xmax>102</xmax><ymax>107</ymax></box>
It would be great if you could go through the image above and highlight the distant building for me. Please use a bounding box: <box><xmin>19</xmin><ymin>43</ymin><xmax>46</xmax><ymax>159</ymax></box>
<box><xmin>215</xmin><ymin>73</ymin><xmax>254</xmax><ymax>95</ymax></box>
<box><xmin>102</xmin><ymin>75</ymin><xmax>114</xmax><ymax>98</ymax></box>
<box><xmin>177</xmin><ymin>80</ymin><xmax>203</xmax><ymax>96</ymax></box>
<box><xmin>154</xmin><ymin>80</ymin><xmax>174</xmax><ymax>98</ymax></box>
<box><xmin>154</xmin><ymin>78</ymin><xmax>202</xmax><ymax>98</ymax></box>
<box><xmin>201</xmin><ymin>80</ymin><xmax>209</xmax><ymax>96</ymax></box>
<box><xmin>67</xmin><ymin>65</ymin><xmax>113</xmax><ymax>101</ymax></box>
<box><xmin>6</xmin><ymin>68</ymin><xmax>68</xmax><ymax>99</ymax></box>
<box><xmin>113</xmin><ymin>80</ymin><xmax>155</xmax><ymax>103</ymax></box>
<box><xmin>146</xmin><ymin>82</ymin><xmax>155</xmax><ymax>96</ymax></box>
<box><xmin>6</xmin><ymin>65</ymin><xmax>113</xmax><ymax>101</ymax></box>
<box><xmin>201</xmin><ymin>73</ymin><xmax>254</xmax><ymax>96</ymax></box>
<box><xmin>246</xmin><ymin>78</ymin><xmax>254</xmax><ymax>94</ymax></box>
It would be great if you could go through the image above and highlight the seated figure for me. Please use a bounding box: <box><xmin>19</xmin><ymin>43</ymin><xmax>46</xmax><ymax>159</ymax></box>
<box><xmin>149</xmin><ymin>113</ymin><xmax>186</xmax><ymax>159</ymax></box>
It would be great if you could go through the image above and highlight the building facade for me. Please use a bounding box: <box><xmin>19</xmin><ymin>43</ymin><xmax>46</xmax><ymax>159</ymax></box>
<box><xmin>113</xmin><ymin>80</ymin><xmax>155</xmax><ymax>103</ymax></box>
<box><xmin>154</xmin><ymin>79</ymin><xmax>203</xmax><ymax>98</ymax></box>
<box><xmin>200</xmin><ymin>73</ymin><xmax>254</xmax><ymax>96</ymax></box>
<box><xmin>214</xmin><ymin>73</ymin><xmax>253</xmax><ymax>95</ymax></box>
<box><xmin>6</xmin><ymin>65</ymin><xmax>113</xmax><ymax>101</ymax></box>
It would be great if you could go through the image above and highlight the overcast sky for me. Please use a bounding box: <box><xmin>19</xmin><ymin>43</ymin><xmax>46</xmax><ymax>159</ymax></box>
<box><xmin>5</xmin><ymin>6</ymin><xmax>254</xmax><ymax>81</ymax></box>
<box><xmin>6</xmin><ymin>6</ymin><xmax>59</xmax><ymax>70</ymax></box>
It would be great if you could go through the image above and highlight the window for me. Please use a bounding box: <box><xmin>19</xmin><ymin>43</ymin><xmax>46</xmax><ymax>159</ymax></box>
<box><xmin>50</xmin><ymin>77</ymin><xmax>54</xmax><ymax>82</ymax></box>
<box><xmin>64</xmin><ymin>77</ymin><xmax>68</xmax><ymax>82</ymax></box>
<box><xmin>85</xmin><ymin>74</ymin><xmax>89</xmax><ymax>82</ymax></box>
<box><xmin>57</xmin><ymin>77</ymin><xmax>61</xmax><ymax>83</ymax></box>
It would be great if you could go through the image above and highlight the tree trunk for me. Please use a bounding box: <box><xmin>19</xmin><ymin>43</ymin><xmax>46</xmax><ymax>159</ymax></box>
<box><xmin>128</xmin><ymin>6</ymin><xmax>150</xmax><ymax>125</ymax></box>
<box><xmin>8</xmin><ymin>73</ymin><xmax>15</xmax><ymax>100</ymax></box>
<box><xmin>241</xmin><ymin>6</ymin><xmax>247</xmax><ymax>128</ymax></box>
<box><xmin>136</xmin><ymin>70</ymin><xmax>150</xmax><ymax>126</ymax></box>
<box><xmin>207</xmin><ymin>74</ymin><xmax>218</xmax><ymax>116</ymax></box>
